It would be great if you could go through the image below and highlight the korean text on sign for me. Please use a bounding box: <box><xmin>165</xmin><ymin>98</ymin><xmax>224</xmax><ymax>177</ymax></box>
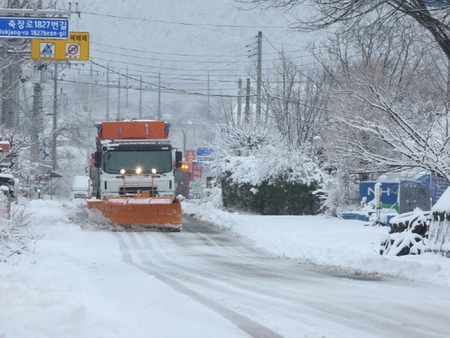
<box><xmin>70</xmin><ymin>33</ymin><xmax>88</xmax><ymax>41</ymax></box>
<box><xmin>0</xmin><ymin>17</ymin><xmax>69</xmax><ymax>38</ymax></box>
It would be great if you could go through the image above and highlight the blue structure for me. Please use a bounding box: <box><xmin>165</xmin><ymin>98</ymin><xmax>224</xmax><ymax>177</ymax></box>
<box><xmin>359</xmin><ymin>181</ymin><xmax>399</xmax><ymax>211</ymax></box>
<box><xmin>359</xmin><ymin>171</ymin><xmax>449</xmax><ymax>213</ymax></box>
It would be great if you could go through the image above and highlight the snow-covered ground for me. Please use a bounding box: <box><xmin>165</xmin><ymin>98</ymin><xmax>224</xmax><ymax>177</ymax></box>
<box><xmin>1</xmin><ymin>197</ymin><xmax>449</xmax><ymax>337</ymax></box>
<box><xmin>183</xmin><ymin>201</ymin><xmax>450</xmax><ymax>287</ymax></box>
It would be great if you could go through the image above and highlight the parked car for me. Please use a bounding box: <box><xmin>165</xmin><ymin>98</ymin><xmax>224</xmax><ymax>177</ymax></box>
<box><xmin>72</xmin><ymin>175</ymin><xmax>90</xmax><ymax>199</ymax></box>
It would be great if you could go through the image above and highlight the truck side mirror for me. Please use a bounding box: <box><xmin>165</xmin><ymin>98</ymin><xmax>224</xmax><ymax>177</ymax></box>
<box><xmin>175</xmin><ymin>151</ymin><xmax>182</xmax><ymax>169</ymax></box>
<box><xmin>94</xmin><ymin>151</ymin><xmax>102</xmax><ymax>168</ymax></box>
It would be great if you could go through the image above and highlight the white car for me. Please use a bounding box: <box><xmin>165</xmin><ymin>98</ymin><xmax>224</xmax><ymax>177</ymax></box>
<box><xmin>72</xmin><ymin>176</ymin><xmax>90</xmax><ymax>199</ymax></box>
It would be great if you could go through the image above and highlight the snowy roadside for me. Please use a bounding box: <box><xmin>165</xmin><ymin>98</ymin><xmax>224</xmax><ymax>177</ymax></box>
<box><xmin>0</xmin><ymin>199</ymin><xmax>251</xmax><ymax>338</ymax></box>
<box><xmin>182</xmin><ymin>200</ymin><xmax>450</xmax><ymax>287</ymax></box>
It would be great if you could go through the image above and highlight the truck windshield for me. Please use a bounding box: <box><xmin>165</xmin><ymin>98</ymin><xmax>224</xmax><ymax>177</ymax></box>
<box><xmin>103</xmin><ymin>150</ymin><xmax>173</xmax><ymax>174</ymax></box>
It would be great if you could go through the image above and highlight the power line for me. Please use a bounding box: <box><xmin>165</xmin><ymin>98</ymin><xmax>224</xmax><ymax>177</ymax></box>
<box><xmin>63</xmin><ymin>66</ymin><xmax>255</xmax><ymax>99</ymax></box>
<box><xmin>80</xmin><ymin>11</ymin><xmax>290</xmax><ymax>30</ymax></box>
<box><xmin>92</xmin><ymin>39</ymin><xmax>257</xmax><ymax>58</ymax></box>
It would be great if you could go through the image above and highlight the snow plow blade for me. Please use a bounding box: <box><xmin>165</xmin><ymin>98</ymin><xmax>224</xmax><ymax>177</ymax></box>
<box><xmin>87</xmin><ymin>196</ymin><xmax>182</xmax><ymax>230</ymax></box>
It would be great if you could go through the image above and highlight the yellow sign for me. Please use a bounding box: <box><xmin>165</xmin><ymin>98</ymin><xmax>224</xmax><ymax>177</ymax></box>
<box><xmin>31</xmin><ymin>31</ymin><xmax>89</xmax><ymax>61</ymax></box>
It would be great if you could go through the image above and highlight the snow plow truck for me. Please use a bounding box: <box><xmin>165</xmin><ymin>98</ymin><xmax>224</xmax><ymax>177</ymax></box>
<box><xmin>87</xmin><ymin>119</ymin><xmax>183</xmax><ymax>231</ymax></box>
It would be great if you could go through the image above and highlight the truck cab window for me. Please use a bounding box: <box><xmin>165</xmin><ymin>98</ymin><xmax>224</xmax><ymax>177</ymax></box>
<box><xmin>103</xmin><ymin>150</ymin><xmax>172</xmax><ymax>174</ymax></box>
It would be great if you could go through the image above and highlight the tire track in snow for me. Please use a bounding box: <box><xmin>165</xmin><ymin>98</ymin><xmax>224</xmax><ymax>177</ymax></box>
<box><xmin>109</xmin><ymin>215</ymin><xmax>450</xmax><ymax>338</ymax></box>
<box><xmin>114</xmin><ymin>231</ymin><xmax>283</xmax><ymax>338</ymax></box>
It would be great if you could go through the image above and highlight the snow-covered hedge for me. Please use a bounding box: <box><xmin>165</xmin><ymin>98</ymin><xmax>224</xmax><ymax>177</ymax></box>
<box><xmin>220</xmin><ymin>177</ymin><xmax>318</xmax><ymax>215</ymax></box>
<box><xmin>216</xmin><ymin>147</ymin><xmax>327</xmax><ymax>187</ymax></box>
<box><xmin>211</xmin><ymin>124</ymin><xmax>329</xmax><ymax>214</ymax></box>
<box><xmin>212</xmin><ymin>124</ymin><xmax>329</xmax><ymax>187</ymax></box>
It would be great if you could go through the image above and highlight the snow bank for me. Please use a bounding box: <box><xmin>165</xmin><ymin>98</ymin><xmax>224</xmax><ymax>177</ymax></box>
<box><xmin>182</xmin><ymin>200</ymin><xmax>450</xmax><ymax>287</ymax></box>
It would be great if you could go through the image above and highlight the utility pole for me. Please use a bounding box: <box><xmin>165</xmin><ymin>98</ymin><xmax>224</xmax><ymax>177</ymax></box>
<box><xmin>157</xmin><ymin>71</ymin><xmax>161</xmax><ymax>119</ymax></box>
<box><xmin>245</xmin><ymin>78</ymin><xmax>250</xmax><ymax>123</ymax></box>
<box><xmin>207</xmin><ymin>70</ymin><xmax>210</xmax><ymax>118</ymax></box>
<box><xmin>256</xmin><ymin>31</ymin><xmax>262</xmax><ymax>123</ymax></box>
<box><xmin>237</xmin><ymin>79</ymin><xmax>242</xmax><ymax>125</ymax></box>
<box><xmin>1</xmin><ymin>0</ymin><xmax>22</xmax><ymax>128</ymax></box>
<box><xmin>31</xmin><ymin>68</ymin><xmax>43</xmax><ymax>163</ymax></box>
<box><xmin>1</xmin><ymin>51</ymin><xmax>21</xmax><ymax>128</ymax></box>
<box><xmin>265</xmin><ymin>93</ymin><xmax>270</xmax><ymax>125</ymax></box>
<box><xmin>117</xmin><ymin>71</ymin><xmax>121</xmax><ymax>120</ymax></box>
<box><xmin>125</xmin><ymin>66</ymin><xmax>129</xmax><ymax>107</ymax></box>
<box><xmin>87</xmin><ymin>59</ymin><xmax>92</xmax><ymax>161</ymax></box>
<box><xmin>51</xmin><ymin>62</ymin><xmax>58</xmax><ymax>170</ymax></box>
<box><xmin>106</xmin><ymin>64</ymin><xmax>110</xmax><ymax>120</ymax></box>
<box><xmin>31</xmin><ymin>0</ymin><xmax>44</xmax><ymax>163</ymax></box>
<box><xmin>139</xmin><ymin>74</ymin><xmax>143</xmax><ymax>119</ymax></box>
<box><xmin>12</xmin><ymin>63</ymin><xmax>20</xmax><ymax>127</ymax></box>
<box><xmin>1</xmin><ymin>41</ymin><xmax>13</xmax><ymax>127</ymax></box>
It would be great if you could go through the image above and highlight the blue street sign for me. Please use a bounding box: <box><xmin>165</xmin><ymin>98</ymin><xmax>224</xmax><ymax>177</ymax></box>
<box><xmin>196</xmin><ymin>148</ymin><xmax>214</xmax><ymax>157</ymax></box>
<box><xmin>196</xmin><ymin>160</ymin><xmax>212</xmax><ymax>167</ymax></box>
<box><xmin>0</xmin><ymin>17</ymin><xmax>69</xmax><ymax>38</ymax></box>
<box><xmin>41</xmin><ymin>160</ymin><xmax>53</xmax><ymax>168</ymax></box>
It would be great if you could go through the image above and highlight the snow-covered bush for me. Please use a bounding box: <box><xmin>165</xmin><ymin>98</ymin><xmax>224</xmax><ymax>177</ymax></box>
<box><xmin>207</xmin><ymin>184</ymin><xmax>223</xmax><ymax>209</ymax></box>
<box><xmin>0</xmin><ymin>198</ymin><xmax>37</xmax><ymax>262</ymax></box>
<box><xmin>213</xmin><ymin>124</ymin><xmax>328</xmax><ymax>186</ymax></box>
<box><xmin>314</xmin><ymin>167</ymin><xmax>360</xmax><ymax>216</ymax></box>
<box><xmin>212</xmin><ymin>123</ymin><xmax>330</xmax><ymax>214</ymax></box>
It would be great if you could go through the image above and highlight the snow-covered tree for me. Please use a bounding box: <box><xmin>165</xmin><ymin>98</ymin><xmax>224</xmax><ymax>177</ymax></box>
<box><xmin>318</xmin><ymin>24</ymin><xmax>450</xmax><ymax>181</ymax></box>
<box><xmin>291</xmin><ymin>13</ymin><xmax>449</xmax><ymax>180</ymax></box>
<box><xmin>267</xmin><ymin>53</ymin><xmax>329</xmax><ymax>150</ymax></box>
<box><xmin>325</xmin><ymin>73</ymin><xmax>450</xmax><ymax>181</ymax></box>
<box><xmin>237</xmin><ymin>0</ymin><xmax>450</xmax><ymax>61</ymax></box>
<box><xmin>0</xmin><ymin>125</ymin><xmax>33</xmax><ymax>177</ymax></box>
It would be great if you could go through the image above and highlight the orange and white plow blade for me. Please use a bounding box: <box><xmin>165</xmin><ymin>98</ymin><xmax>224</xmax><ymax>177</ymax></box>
<box><xmin>87</xmin><ymin>196</ymin><xmax>182</xmax><ymax>228</ymax></box>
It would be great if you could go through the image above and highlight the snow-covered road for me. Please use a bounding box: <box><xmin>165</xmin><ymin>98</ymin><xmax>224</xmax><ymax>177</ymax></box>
<box><xmin>103</xmin><ymin>215</ymin><xmax>450</xmax><ymax>337</ymax></box>
<box><xmin>2</xmin><ymin>199</ymin><xmax>450</xmax><ymax>338</ymax></box>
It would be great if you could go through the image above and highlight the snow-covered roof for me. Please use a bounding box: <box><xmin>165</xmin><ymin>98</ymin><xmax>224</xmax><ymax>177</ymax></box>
<box><xmin>431</xmin><ymin>186</ymin><xmax>450</xmax><ymax>213</ymax></box>
<box><xmin>377</xmin><ymin>169</ymin><xmax>429</xmax><ymax>183</ymax></box>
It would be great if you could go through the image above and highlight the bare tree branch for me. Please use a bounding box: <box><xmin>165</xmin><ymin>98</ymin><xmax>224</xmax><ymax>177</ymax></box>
<box><xmin>237</xmin><ymin>0</ymin><xmax>450</xmax><ymax>60</ymax></box>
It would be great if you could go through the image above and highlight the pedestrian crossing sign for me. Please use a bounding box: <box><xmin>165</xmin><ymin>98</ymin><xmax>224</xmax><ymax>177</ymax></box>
<box><xmin>40</xmin><ymin>43</ymin><xmax>55</xmax><ymax>58</ymax></box>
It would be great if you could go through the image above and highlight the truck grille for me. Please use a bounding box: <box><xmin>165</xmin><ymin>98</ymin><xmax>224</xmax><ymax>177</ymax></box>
<box><xmin>119</xmin><ymin>186</ymin><xmax>158</xmax><ymax>196</ymax></box>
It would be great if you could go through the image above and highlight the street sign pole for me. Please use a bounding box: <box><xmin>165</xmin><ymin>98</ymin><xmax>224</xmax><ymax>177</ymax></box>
<box><xmin>0</xmin><ymin>7</ymin><xmax>75</xmax><ymax>199</ymax></box>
